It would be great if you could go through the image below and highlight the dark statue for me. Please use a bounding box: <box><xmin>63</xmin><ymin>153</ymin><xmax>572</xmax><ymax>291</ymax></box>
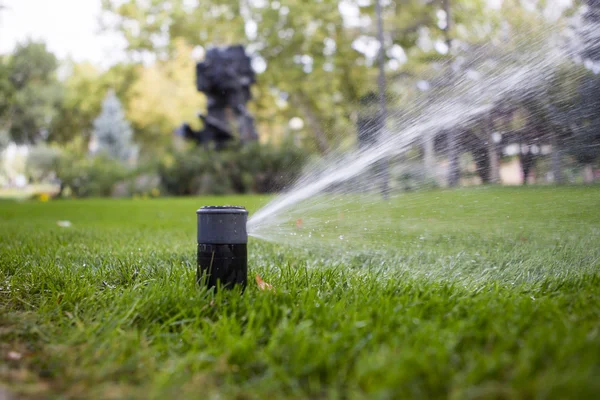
<box><xmin>177</xmin><ymin>45</ymin><xmax>258</xmax><ymax>148</ymax></box>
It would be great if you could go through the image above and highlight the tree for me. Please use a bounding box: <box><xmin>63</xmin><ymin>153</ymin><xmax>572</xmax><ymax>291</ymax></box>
<box><xmin>567</xmin><ymin>0</ymin><xmax>600</xmax><ymax>176</ymax></box>
<box><xmin>0</xmin><ymin>57</ymin><xmax>14</xmax><ymax>129</ymax></box>
<box><xmin>0</xmin><ymin>57</ymin><xmax>12</xmax><ymax>152</ymax></box>
<box><xmin>101</xmin><ymin>0</ymin><xmax>371</xmax><ymax>153</ymax></box>
<box><xmin>581</xmin><ymin>0</ymin><xmax>600</xmax><ymax>62</ymax></box>
<box><xmin>49</xmin><ymin>62</ymin><xmax>103</xmax><ymax>144</ymax></box>
<box><xmin>92</xmin><ymin>90</ymin><xmax>137</xmax><ymax>163</ymax></box>
<box><xmin>25</xmin><ymin>143</ymin><xmax>61</xmax><ymax>183</ymax></box>
<box><xmin>50</xmin><ymin>62</ymin><xmax>138</xmax><ymax>145</ymax></box>
<box><xmin>566</xmin><ymin>72</ymin><xmax>600</xmax><ymax>173</ymax></box>
<box><xmin>126</xmin><ymin>39</ymin><xmax>205</xmax><ymax>151</ymax></box>
<box><xmin>0</xmin><ymin>128</ymin><xmax>9</xmax><ymax>152</ymax></box>
<box><xmin>3</xmin><ymin>40</ymin><xmax>62</xmax><ymax>144</ymax></box>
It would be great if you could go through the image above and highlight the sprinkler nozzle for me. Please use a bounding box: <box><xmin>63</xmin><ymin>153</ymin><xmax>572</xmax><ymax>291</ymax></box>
<box><xmin>196</xmin><ymin>206</ymin><xmax>248</xmax><ymax>291</ymax></box>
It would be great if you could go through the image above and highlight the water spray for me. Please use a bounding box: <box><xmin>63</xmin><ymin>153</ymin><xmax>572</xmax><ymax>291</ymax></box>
<box><xmin>246</xmin><ymin>20</ymin><xmax>595</xmax><ymax>246</ymax></box>
<box><xmin>196</xmin><ymin>206</ymin><xmax>248</xmax><ymax>291</ymax></box>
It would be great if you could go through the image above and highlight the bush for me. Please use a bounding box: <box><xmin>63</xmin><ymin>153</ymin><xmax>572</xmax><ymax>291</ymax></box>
<box><xmin>238</xmin><ymin>142</ymin><xmax>306</xmax><ymax>192</ymax></box>
<box><xmin>26</xmin><ymin>144</ymin><xmax>62</xmax><ymax>183</ymax></box>
<box><xmin>52</xmin><ymin>141</ymin><xmax>306</xmax><ymax>198</ymax></box>
<box><xmin>158</xmin><ymin>142</ymin><xmax>306</xmax><ymax>196</ymax></box>
<box><xmin>392</xmin><ymin>161</ymin><xmax>439</xmax><ymax>191</ymax></box>
<box><xmin>56</xmin><ymin>153</ymin><xmax>130</xmax><ymax>197</ymax></box>
<box><xmin>110</xmin><ymin>158</ymin><xmax>162</xmax><ymax>198</ymax></box>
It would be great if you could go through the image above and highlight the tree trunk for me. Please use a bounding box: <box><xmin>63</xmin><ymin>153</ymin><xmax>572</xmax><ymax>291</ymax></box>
<box><xmin>375</xmin><ymin>0</ymin><xmax>389</xmax><ymax>199</ymax></box>
<box><xmin>442</xmin><ymin>0</ymin><xmax>452</xmax><ymax>50</ymax></box>
<box><xmin>488</xmin><ymin>139</ymin><xmax>500</xmax><ymax>184</ymax></box>
<box><xmin>447</xmin><ymin>130</ymin><xmax>460</xmax><ymax>187</ymax></box>
<box><xmin>520</xmin><ymin>151</ymin><xmax>535</xmax><ymax>185</ymax></box>
<box><xmin>583</xmin><ymin>164</ymin><xmax>594</xmax><ymax>183</ymax></box>
<box><xmin>441</xmin><ymin>0</ymin><xmax>458</xmax><ymax>187</ymax></box>
<box><xmin>486</xmin><ymin>115</ymin><xmax>500</xmax><ymax>184</ymax></box>
<box><xmin>474</xmin><ymin>148</ymin><xmax>490</xmax><ymax>183</ymax></box>
<box><xmin>424</xmin><ymin>132</ymin><xmax>435</xmax><ymax>179</ymax></box>
<box><xmin>550</xmin><ymin>133</ymin><xmax>563</xmax><ymax>184</ymax></box>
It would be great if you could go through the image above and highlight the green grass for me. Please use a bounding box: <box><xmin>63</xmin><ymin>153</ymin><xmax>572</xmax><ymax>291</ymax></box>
<box><xmin>1</xmin><ymin>186</ymin><xmax>599</xmax><ymax>399</ymax></box>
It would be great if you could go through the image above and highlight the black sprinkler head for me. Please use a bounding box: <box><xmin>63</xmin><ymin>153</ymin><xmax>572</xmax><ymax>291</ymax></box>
<box><xmin>196</xmin><ymin>206</ymin><xmax>248</xmax><ymax>291</ymax></box>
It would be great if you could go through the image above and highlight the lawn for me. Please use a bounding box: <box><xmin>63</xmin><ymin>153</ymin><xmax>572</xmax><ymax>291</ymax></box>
<box><xmin>1</xmin><ymin>186</ymin><xmax>599</xmax><ymax>399</ymax></box>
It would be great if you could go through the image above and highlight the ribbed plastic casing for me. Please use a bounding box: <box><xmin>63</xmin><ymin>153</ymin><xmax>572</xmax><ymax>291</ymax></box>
<box><xmin>196</xmin><ymin>206</ymin><xmax>248</xmax><ymax>290</ymax></box>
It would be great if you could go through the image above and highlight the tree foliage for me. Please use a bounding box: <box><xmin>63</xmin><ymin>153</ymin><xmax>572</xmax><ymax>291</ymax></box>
<box><xmin>0</xmin><ymin>0</ymin><xmax>597</xmax><ymax>191</ymax></box>
<box><xmin>50</xmin><ymin>62</ymin><xmax>138</xmax><ymax>145</ymax></box>
<box><xmin>92</xmin><ymin>90</ymin><xmax>137</xmax><ymax>163</ymax></box>
<box><xmin>101</xmin><ymin>0</ymin><xmax>367</xmax><ymax>152</ymax></box>
<box><xmin>1</xmin><ymin>40</ymin><xmax>62</xmax><ymax>144</ymax></box>
<box><xmin>126</xmin><ymin>39</ymin><xmax>206</xmax><ymax>150</ymax></box>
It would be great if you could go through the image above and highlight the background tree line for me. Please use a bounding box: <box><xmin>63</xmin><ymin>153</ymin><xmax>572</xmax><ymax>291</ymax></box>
<box><xmin>0</xmin><ymin>0</ymin><xmax>598</xmax><ymax>197</ymax></box>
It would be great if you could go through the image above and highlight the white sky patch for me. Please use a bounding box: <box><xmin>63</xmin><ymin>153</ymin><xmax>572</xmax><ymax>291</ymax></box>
<box><xmin>521</xmin><ymin>0</ymin><xmax>537</xmax><ymax>12</ymax></box>
<box><xmin>352</xmin><ymin>35</ymin><xmax>380</xmax><ymax>60</ymax></box>
<box><xmin>250</xmin><ymin>0</ymin><xmax>268</xmax><ymax>8</ymax></box>
<box><xmin>323</xmin><ymin>37</ymin><xmax>337</xmax><ymax>56</ymax></box>
<box><xmin>417</xmin><ymin>80</ymin><xmax>431</xmax><ymax>91</ymax></box>
<box><xmin>301</xmin><ymin>54</ymin><xmax>313</xmax><ymax>65</ymax></box>
<box><xmin>0</xmin><ymin>0</ymin><xmax>126</xmax><ymax>69</ymax></box>
<box><xmin>183</xmin><ymin>0</ymin><xmax>199</xmax><ymax>10</ymax></box>
<box><xmin>289</xmin><ymin>117</ymin><xmax>304</xmax><ymax>130</ymax></box>
<box><xmin>251</xmin><ymin>56</ymin><xmax>267</xmax><ymax>74</ymax></box>
<box><xmin>466</xmin><ymin>69</ymin><xmax>482</xmax><ymax>81</ymax></box>
<box><xmin>338</xmin><ymin>0</ymin><xmax>371</xmax><ymax>28</ymax></box>
<box><xmin>544</xmin><ymin>0</ymin><xmax>573</xmax><ymax>21</ymax></box>
<box><xmin>417</xmin><ymin>27</ymin><xmax>433</xmax><ymax>53</ymax></box>
<box><xmin>486</xmin><ymin>0</ymin><xmax>503</xmax><ymax>10</ymax></box>
<box><xmin>387</xmin><ymin>59</ymin><xmax>400</xmax><ymax>70</ymax></box>
<box><xmin>245</xmin><ymin>20</ymin><xmax>258</xmax><ymax>40</ymax></box>
<box><xmin>192</xmin><ymin>45</ymin><xmax>205</xmax><ymax>61</ymax></box>
<box><xmin>434</xmin><ymin>40</ymin><xmax>449</xmax><ymax>55</ymax></box>
<box><xmin>387</xmin><ymin>44</ymin><xmax>407</xmax><ymax>64</ymax></box>
<box><xmin>505</xmin><ymin>143</ymin><xmax>519</xmax><ymax>156</ymax></box>
<box><xmin>338</xmin><ymin>0</ymin><xmax>361</xmax><ymax>27</ymax></box>
<box><xmin>437</xmin><ymin>10</ymin><xmax>448</xmax><ymax>30</ymax></box>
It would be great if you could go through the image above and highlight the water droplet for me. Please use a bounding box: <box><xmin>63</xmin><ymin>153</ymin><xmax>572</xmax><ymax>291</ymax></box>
<box><xmin>339</xmin><ymin>235</ymin><xmax>344</xmax><ymax>240</ymax></box>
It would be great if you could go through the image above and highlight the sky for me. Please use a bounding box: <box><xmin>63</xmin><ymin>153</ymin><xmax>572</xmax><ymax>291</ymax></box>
<box><xmin>0</xmin><ymin>0</ymin><xmax>575</xmax><ymax>69</ymax></box>
<box><xmin>0</xmin><ymin>0</ymin><xmax>125</xmax><ymax>68</ymax></box>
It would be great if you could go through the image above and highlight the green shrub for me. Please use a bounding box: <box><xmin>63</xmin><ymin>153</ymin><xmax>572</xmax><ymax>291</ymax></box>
<box><xmin>238</xmin><ymin>142</ymin><xmax>305</xmax><ymax>192</ymax></box>
<box><xmin>158</xmin><ymin>148</ymin><xmax>210</xmax><ymax>196</ymax></box>
<box><xmin>158</xmin><ymin>142</ymin><xmax>306</xmax><ymax>196</ymax></box>
<box><xmin>392</xmin><ymin>161</ymin><xmax>439</xmax><ymax>191</ymax></box>
<box><xmin>25</xmin><ymin>144</ymin><xmax>62</xmax><ymax>183</ymax></box>
<box><xmin>56</xmin><ymin>153</ymin><xmax>130</xmax><ymax>198</ymax></box>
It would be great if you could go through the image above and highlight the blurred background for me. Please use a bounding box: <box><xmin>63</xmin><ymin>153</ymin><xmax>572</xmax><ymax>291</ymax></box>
<box><xmin>0</xmin><ymin>0</ymin><xmax>598</xmax><ymax>201</ymax></box>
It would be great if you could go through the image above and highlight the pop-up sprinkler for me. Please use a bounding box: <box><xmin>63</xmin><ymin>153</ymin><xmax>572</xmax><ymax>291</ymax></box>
<box><xmin>196</xmin><ymin>206</ymin><xmax>248</xmax><ymax>291</ymax></box>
